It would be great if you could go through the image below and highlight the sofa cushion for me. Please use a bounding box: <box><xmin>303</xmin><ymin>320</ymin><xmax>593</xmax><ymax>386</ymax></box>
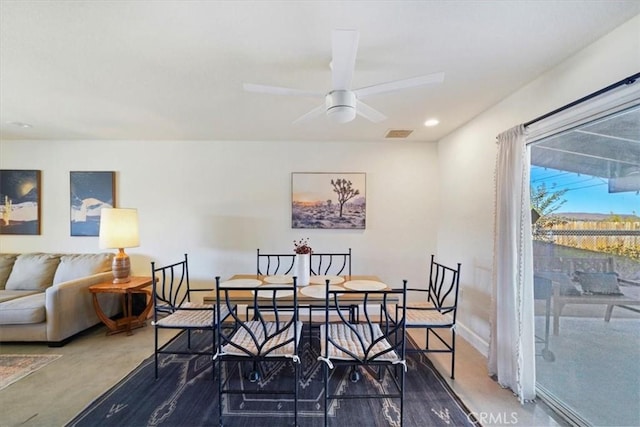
<box><xmin>0</xmin><ymin>254</ymin><xmax>18</xmax><ymax>290</ymax></box>
<box><xmin>0</xmin><ymin>290</ymin><xmax>41</xmax><ymax>303</ymax></box>
<box><xmin>574</xmin><ymin>271</ymin><xmax>623</xmax><ymax>295</ymax></box>
<box><xmin>5</xmin><ymin>253</ymin><xmax>61</xmax><ymax>291</ymax></box>
<box><xmin>0</xmin><ymin>293</ymin><xmax>46</xmax><ymax>324</ymax></box>
<box><xmin>53</xmin><ymin>253</ymin><xmax>113</xmax><ymax>285</ymax></box>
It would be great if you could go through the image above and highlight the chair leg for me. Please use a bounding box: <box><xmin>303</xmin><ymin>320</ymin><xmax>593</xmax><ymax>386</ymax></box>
<box><xmin>553</xmin><ymin>300</ymin><xmax>565</xmax><ymax>335</ymax></box>
<box><xmin>154</xmin><ymin>327</ymin><xmax>159</xmax><ymax>380</ymax></box>
<box><xmin>294</xmin><ymin>359</ymin><xmax>299</xmax><ymax>427</ymax></box>
<box><xmin>217</xmin><ymin>358</ymin><xmax>223</xmax><ymax>426</ymax></box>
<box><xmin>308</xmin><ymin>310</ymin><xmax>313</xmax><ymax>349</ymax></box>
<box><xmin>324</xmin><ymin>363</ymin><xmax>329</xmax><ymax>427</ymax></box>
<box><xmin>450</xmin><ymin>329</ymin><xmax>456</xmax><ymax>380</ymax></box>
<box><xmin>211</xmin><ymin>329</ymin><xmax>216</xmax><ymax>381</ymax></box>
<box><xmin>604</xmin><ymin>304</ymin><xmax>615</xmax><ymax>322</ymax></box>
<box><xmin>400</xmin><ymin>364</ymin><xmax>405</xmax><ymax>427</ymax></box>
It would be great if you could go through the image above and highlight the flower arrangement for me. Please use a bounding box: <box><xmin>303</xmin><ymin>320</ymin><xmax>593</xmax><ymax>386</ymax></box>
<box><xmin>293</xmin><ymin>238</ymin><xmax>312</xmax><ymax>254</ymax></box>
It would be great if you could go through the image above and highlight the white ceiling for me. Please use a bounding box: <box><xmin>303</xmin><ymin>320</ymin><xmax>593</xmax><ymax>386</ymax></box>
<box><xmin>1</xmin><ymin>1</ymin><xmax>639</xmax><ymax>142</ymax></box>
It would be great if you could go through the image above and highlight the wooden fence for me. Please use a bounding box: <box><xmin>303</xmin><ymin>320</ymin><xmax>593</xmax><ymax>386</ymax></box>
<box><xmin>535</xmin><ymin>221</ymin><xmax>640</xmax><ymax>259</ymax></box>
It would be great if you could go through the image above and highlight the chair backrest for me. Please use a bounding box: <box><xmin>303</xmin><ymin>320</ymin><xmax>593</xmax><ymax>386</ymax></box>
<box><xmin>310</xmin><ymin>248</ymin><xmax>352</xmax><ymax>275</ymax></box>
<box><xmin>323</xmin><ymin>279</ymin><xmax>407</xmax><ymax>364</ymax></box>
<box><xmin>256</xmin><ymin>249</ymin><xmax>296</xmax><ymax>276</ymax></box>
<box><xmin>151</xmin><ymin>253</ymin><xmax>191</xmax><ymax>316</ymax></box>
<box><xmin>215</xmin><ymin>276</ymin><xmax>299</xmax><ymax>357</ymax></box>
<box><xmin>427</xmin><ymin>254</ymin><xmax>462</xmax><ymax>320</ymax></box>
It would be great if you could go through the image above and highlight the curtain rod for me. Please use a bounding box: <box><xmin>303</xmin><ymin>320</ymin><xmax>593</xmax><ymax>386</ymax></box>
<box><xmin>523</xmin><ymin>72</ymin><xmax>640</xmax><ymax>127</ymax></box>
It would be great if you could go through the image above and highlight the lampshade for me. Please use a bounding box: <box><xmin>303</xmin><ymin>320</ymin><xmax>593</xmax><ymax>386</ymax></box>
<box><xmin>99</xmin><ymin>208</ymin><xmax>140</xmax><ymax>249</ymax></box>
<box><xmin>99</xmin><ymin>208</ymin><xmax>139</xmax><ymax>284</ymax></box>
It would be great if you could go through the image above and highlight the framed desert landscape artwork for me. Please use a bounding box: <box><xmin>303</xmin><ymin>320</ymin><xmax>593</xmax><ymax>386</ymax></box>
<box><xmin>292</xmin><ymin>172</ymin><xmax>366</xmax><ymax>229</ymax></box>
<box><xmin>70</xmin><ymin>171</ymin><xmax>115</xmax><ymax>236</ymax></box>
<box><xmin>0</xmin><ymin>169</ymin><xmax>41</xmax><ymax>235</ymax></box>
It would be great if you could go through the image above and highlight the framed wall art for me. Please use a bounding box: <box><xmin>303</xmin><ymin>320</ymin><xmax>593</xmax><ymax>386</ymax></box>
<box><xmin>0</xmin><ymin>169</ymin><xmax>42</xmax><ymax>235</ymax></box>
<box><xmin>70</xmin><ymin>171</ymin><xmax>115</xmax><ymax>236</ymax></box>
<box><xmin>292</xmin><ymin>172</ymin><xmax>366</xmax><ymax>229</ymax></box>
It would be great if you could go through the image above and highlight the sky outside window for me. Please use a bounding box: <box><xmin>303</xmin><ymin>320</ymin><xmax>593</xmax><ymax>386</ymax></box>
<box><xmin>531</xmin><ymin>166</ymin><xmax>639</xmax><ymax>216</ymax></box>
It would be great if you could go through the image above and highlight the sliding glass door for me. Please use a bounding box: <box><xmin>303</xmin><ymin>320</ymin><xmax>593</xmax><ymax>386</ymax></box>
<box><xmin>530</xmin><ymin>105</ymin><xmax>640</xmax><ymax>426</ymax></box>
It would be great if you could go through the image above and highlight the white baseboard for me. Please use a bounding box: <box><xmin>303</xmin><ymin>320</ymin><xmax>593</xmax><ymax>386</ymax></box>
<box><xmin>457</xmin><ymin>321</ymin><xmax>489</xmax><ymax>358</ymax></box>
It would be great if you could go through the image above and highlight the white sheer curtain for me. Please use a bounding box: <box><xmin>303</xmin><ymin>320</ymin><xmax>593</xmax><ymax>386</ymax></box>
<box><xmin>489</xmin><ymin>124</ymin><xmax>536</xmax><ymax>403</ymax></box>
<box><xmin>488</xmin><ymin>78</ymin><xmax>639</xmax><ymax>406</ymax></box>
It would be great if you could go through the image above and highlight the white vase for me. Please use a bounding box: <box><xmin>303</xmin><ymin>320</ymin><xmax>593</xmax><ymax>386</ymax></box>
<box><xmin>294</xmin><ymin>253</ymin><xmax>310</xmax><ymax>286</ymax></box>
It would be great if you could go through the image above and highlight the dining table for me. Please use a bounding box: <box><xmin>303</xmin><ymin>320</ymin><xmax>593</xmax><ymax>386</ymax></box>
<box><xmin>202</xmin><ymin>274</ymin><xmax>397</xmax><ymax>323</ymax></box>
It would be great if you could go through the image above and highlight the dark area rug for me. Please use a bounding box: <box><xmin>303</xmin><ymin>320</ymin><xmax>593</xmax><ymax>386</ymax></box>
<box><xmin>67</xmin><ymin>330</ymin><xmax>479</xmax><ymax>426</ymax></box>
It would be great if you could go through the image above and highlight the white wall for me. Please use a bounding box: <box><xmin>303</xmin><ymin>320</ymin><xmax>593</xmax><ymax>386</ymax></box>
<box><xmin>1</xmin><ymin>14</ymin><xmax>638</xmax><ymax>353</ymax></box>
<box><xmin>438</xmin><ymin>14</ymin><xmax>640</xmax><ymax>354</ymax></box>
<box><xmin>0</xmin><ymin>139</ymin><xmax>439</xmax><ymax>290</ymax></box>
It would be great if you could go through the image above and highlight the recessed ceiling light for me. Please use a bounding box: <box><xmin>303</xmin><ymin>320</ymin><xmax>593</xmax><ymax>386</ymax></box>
<box><xmin>7</xmin><ymin>121</ymin><xmax>33</xmax><ymax>128</ymax></box>
<box><xmin>424</xmin><ymin>118</ymin><xmax>439</xmax><ymax>127</ymax></box>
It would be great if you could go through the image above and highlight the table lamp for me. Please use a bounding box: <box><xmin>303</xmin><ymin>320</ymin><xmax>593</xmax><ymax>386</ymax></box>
<box><xmin>99</xmin><ymin>208</ymin><xmax>140</xmax><ymax>283</ymax></box>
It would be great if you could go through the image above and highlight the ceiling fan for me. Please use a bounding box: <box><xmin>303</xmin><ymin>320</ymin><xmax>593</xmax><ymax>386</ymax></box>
<box><xmin>243</xmin><ymin>29</ymin><xmax>444</xmax><ymax>124</ymax></box>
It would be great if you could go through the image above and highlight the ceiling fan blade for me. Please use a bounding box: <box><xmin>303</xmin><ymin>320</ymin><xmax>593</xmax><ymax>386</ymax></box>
<box><xmin>356</xmin><ymin>100</ymin><xmax>387</xmax><ymax>123</ymax></box>
<box><xmin>243</xmin><ymin>83</ymin><xmax>323</xmax><ymax>98</ymax></box>
<box><xmin>331</xmin><ymin>29</ymin><xmax>359</xmax><ymax>90</ymax></box>
<box><xmin>354</xmin><ymin>72</ymin><xmax>445</xmax><ymax>99</ymax></box>
<box><xmin>292</xmin><ymin>103</ymin><xmax>326</xmax><ymax>124</ymax></box>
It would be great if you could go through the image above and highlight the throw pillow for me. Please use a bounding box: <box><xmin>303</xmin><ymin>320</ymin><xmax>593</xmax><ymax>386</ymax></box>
<box><xmin>53</xmin><ymin>253</ymin><xmax>113</xmax><ymax>285</ymax></box>
<box><xmin>558</xmin><ymin>283</ymin><xmax>583</xmax><ymax>296</ymax></box>
<box><xmin>0</xmin><ymin>254</ymin><xmax>18</xmax><ymax>290</ymax></box>
<box><xmin>5</xmin><ymin>253</ymin><xmax>61</xmax><ymax>291</ymax></box>
<box><xmin>574</xmin><ymin>271</ymin><xmax>622</xmax><ymax>295</ymax></box>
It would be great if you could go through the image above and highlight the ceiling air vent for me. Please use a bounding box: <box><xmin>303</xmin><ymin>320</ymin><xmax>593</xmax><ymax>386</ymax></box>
<box><xmin>385</xmin><ymin>129</ymin><xmax>413</xmax><ymax>139</ymax></box>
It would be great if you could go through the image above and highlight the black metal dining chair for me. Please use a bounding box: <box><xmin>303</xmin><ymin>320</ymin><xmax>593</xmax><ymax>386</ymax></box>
<box><xmin>151</xmin><ymin>254</ymin><xmax>230</xmax><ymax>379</ymax></box>
<box><xmin>307</xmin><ymin>248</ymin><xmax>354</xmax><ymax>326</ymax></box>
<box><xmin>396</xmin><ymin>254</ymin><xmax>461</xmax><ymax>379</ymax></box>
<box><xmin>319</xmin><ymin>279</ymin><xmax>407</xmax><ymax>426</ymax></box>
<box><xmin>256</xmin><ymin>248</ymin><xmax>296</xmax><ymax>276</ymax></box>
<box><xmin>214</xmin><ymin>276</ymin><xmax>303</xmax><ymax>426</ymax></box>
<box><xmin>310</xmin><ymin>248</ymin><xmax>352</xmax><ymax>276</ymax></box>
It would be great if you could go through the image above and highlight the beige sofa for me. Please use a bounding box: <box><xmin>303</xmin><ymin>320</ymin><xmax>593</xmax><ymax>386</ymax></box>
<box><xmin>0</xmin><ymin>252</ymin><xmax>121</xmax><ymax>346</ymax></box>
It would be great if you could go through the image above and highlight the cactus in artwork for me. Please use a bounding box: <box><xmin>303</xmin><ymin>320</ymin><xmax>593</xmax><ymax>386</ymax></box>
<box><xmin>2</xmin><ymin>195</ymin><xmax>11</xmax><ymax>226</ymax></box>
<box><xmin>331</xmin><ymin>178</ymin><xmax>360</xmax><ymax>217</ymax></box>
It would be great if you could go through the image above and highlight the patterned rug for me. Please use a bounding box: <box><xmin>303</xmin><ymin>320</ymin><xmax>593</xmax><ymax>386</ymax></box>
<box><xmin>0</xmin><ymin>354</ymin><xmax>62</xmax><ymax>391</ymax></box>
<box><xmin>67</xmin><ymin>331</ymin><xmax>479</xmax><ymax>426</ymax></box>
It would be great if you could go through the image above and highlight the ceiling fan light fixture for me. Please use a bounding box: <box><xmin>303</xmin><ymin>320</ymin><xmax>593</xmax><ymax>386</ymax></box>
<box><xmin>243</xmin><ymin>30</ymin><xmax>444</xmax><ymax>125</ymax></box>
<box><xmin>326</xmin><ymin>90</ymin><xmax>356</xmax><ymax>123</ymax></box>
<box><xmin>327</xmin><ymin>105</ymin><xmax>356</xmax><ymax>123</ymax></box>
